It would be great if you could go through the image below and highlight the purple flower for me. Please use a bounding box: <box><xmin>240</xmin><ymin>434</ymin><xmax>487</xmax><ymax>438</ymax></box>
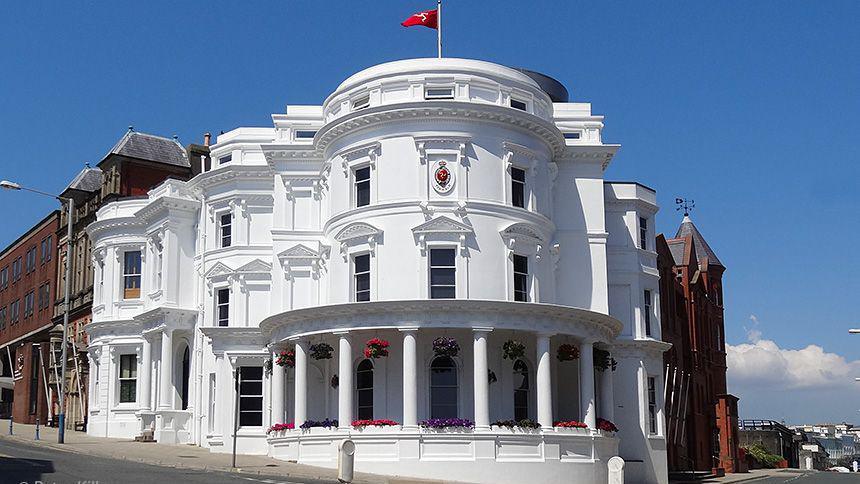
<box><xmin>299</xmin><ymin>418</ymin><xmax>339</xmax><ymax>430</ymax></box>
<box><xmin>419</xmin><ymin>418</ymin><xmax>475</xmax><ymax>429</ymax></box>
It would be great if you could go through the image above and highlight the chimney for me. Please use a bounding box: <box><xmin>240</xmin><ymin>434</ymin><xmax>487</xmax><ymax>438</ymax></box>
<box><xmin>204</xmin><ymin>132</ymin><xmax>211</xmax><ymax>146</ymax></box>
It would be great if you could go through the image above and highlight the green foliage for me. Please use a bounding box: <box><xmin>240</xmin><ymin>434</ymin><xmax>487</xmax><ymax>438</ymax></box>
<box><xmin>742</xmin><ymin>444</ymin><xmax>783</xmax><ymax>468</ymax></box>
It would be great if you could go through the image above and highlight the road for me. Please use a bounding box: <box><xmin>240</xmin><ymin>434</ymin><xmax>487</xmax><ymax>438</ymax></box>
<box><xmin>0</xmin><ymin>439</ymin><xmax>339</xmax><ymax>484</ymax></box>
<box><xmin>745</xmin><ymin>471</ymin><xmax>860</xmax><ymax>483</ymax></box>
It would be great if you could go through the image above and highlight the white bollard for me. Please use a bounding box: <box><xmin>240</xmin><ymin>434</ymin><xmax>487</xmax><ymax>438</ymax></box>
<box><xmin>338</xmin><ymin>439</ymin><xmax>356</xmax><ymax>483</ymax></box>
<box><xmin>608</xmin><ymin>456</ymin><xmax>625</xmax><ymax>484</ymax></box>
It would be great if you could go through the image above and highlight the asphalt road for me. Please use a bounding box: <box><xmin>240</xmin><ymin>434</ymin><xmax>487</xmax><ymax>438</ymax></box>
<box><xmin>0</xmin><ymin>439</ymin><xmax>339</xmax><ymax>484</ymax></box>
<box><xmin>746</xmin><ymin>471</ymin><xmax>860</xmax><ymax>483</ymax></box>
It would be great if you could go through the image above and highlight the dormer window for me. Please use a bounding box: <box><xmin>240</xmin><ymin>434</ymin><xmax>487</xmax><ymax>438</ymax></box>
<box><xmin>352</xmin><ymin>96</ymin><xmax>370</xmax><ymax>111</ymax></box>
<box><xmin>510</xmin><ymin>98</ymin><xmax>527</xmax><ymax>111</ymax></box>
<box><xmin>425</xmin><ymin>87</ymin><xmax>454</xmax><ymax>100</ymax></box>
<box><xmin>294</xmin><ymin>130</ymin><xmax>317</xmax><ymax>140</ymax></box>
<box><xmin>218</xmin><ymin>154</ymin><xmax>232</xmax><ymax>165</ymax></box>
<box><xmin>563</xmin><ymin>132</ymin><xmax>581</xmax><ymax>140</ymax></box>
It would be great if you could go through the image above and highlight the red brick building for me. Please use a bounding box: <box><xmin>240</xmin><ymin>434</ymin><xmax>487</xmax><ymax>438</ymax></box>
<box><xmin>0</xmin><ymin>211</ymin><xmax>60</xmax><ymax>425</ymax></box>
<box><xmin>659</xmin><ymin>216</ymin><xmax>740</xmax><ymax>475</ymax></box>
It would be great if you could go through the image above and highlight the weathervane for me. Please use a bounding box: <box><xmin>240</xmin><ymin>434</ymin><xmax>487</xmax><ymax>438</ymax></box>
<box><xmin>675</xmin><ymin>198</ymin><xmax>695</xmax><ymax>217</ymax></box>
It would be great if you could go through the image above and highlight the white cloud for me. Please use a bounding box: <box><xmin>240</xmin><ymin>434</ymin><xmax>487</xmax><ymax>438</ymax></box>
<box><xmin>727</xmin><ymin>315</ymin><xmax>860</xmax><ymax>390</ymax></box>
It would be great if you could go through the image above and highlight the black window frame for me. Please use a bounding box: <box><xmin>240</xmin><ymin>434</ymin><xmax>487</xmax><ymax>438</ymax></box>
<box><xmin>353</xmin><ymin>253</ymin><xmax>370</xmax><ymax>302</ymax></box>
<box><xmin>238</xmin><ymin>366</ymin><xmax>264</xmax><ymax>427</ymax></box>
<box><xmin>119</xmin><ymin>354</ymin><xmax>138</xmax><ymax>404</ymax></box>
<box><xmin>354</xmin><ymin>166</ymin><xmax>371</xmax><ymax>208</ymax></box>
<box><xmin>430</xmin><ymin>356</ymin><xmax>458</xmax><ymax>419</ymax></box>
<box><xmin>356</xmin><ymin>359</ymin><xmax>374</xmax><ymax>420</ymax></box>
<box><xmin>511</xmin><ymin>167</ymin><xmax>526</xmax><ymax>209</ymax></box>
<box><xmin>513</xmin><ymin>254</ymin><xmax>529</xmax><ymax>302</ymax></box>
<box><xmin>429</xmin><ymin>248</ymin><xmax>456</xmax><ymax>299</ymax></box>
<box><xmin>217</xmin><ymin>288</ymin><xmax>230</xmax><ymax>327</ymax></box>
<box><xmin>639</xmin><ymin>217</ymin><xmax>648</xmax><ymax>250</ymax></box>
<box><xmin>122</xmin><ymin>250</ymin><xmax>142</xmax><ymax>299</ymax></box>
<box><xmin>220</xmin><ymin>212</ymin><xmax>232</xmax><ymax>248</ymax></box>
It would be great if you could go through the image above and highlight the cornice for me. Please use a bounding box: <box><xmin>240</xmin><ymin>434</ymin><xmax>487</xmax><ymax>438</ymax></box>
<box><xmin>315</xmin><ymin>102</ymin><xmax>565</xmax><ymax>158</ymax></box>
<box><xmin>555</xmin><ymin>145</ymin><xmax>620</xmax><ymax>170</ymax></box>
<box><xmin>86</xmin><ymin>216</ymin><xmax>145</xmax><ymax>240</ymax></box>
<box><xmin>134</xmin><ymin>195</ymin><xmax>200</xmax><ymax>222</ymax></box>
<box><xmin>187</xmin><ymin>164</ymin><xmax>275</xmax><ymax>192</ymax></box>
<box><xmin>260</xmin><ymin>299</ymin><xmax>623</xmax><ymax>343</ymax></box>
<box><xmin>609</xmin><ymin>338</ymin><xmax>673</xmax><ymax>359</ymax></box>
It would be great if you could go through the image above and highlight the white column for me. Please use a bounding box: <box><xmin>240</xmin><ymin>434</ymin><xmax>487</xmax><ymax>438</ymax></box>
<box><xmin>271</xmin><ymin>349</ymin><xmax>285</xmax><ymax>425</ymax></box>
<box><xmin>599</xmin><ymin>352</ymin><xmax>615</xmax><ymax>422</ymax></box>
<box><xmin>401</xmin><ymin>328</ymin><xmax>418</xmax><ymax>429</ymax></box>
<box><xmin>337</xmin><ymin>333</ymin><xmax>353</xmax><ymax>429</ymax></box>
<box><xmin>472</xmin><ymin>329</ymin><xmax>491</xmax><ymax>430</ymax></box>
<box><xmin>140</xmin><ymin>336</ymin><xmax>152</xmax><ymax>410</ymax></box>
<box><xmin>580</xmin><ymin>339</ymin><xmax>596</xmax><ymax>429</ymax></box>
<box><xmin>536</xmin><ymin>333</ymin><xmax>553</xmax><ymax>429</ymax></box>
<box><xmin>159</xmin><ymin>329</ymin><xmax>173</xmax><ymax>409</ymax></box>
<box><xmin>293</xmin><ymin>340</ymin><xmax>308</xmax><ymax>427</ymax></box>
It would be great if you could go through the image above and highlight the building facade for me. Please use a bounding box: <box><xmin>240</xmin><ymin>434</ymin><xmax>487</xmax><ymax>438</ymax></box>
<box><xmin>85</xmin><ymin>58</ymin><xmax>670</xmax><ymax>483</ymax></box>
<box><xmin>659</xmin><ymin>216</ymin><xmax>740</xmax><ymax>474</ymax></box>
<box><xmin>0</xmin><ymin>211</ymin><xmax>59</xmax><ymax>425</ymax></box>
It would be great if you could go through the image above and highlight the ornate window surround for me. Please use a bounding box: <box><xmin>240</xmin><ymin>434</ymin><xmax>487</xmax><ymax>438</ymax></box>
<box><xmin>334</xmin><ymin>222</ymin><xmax>383</xmax><ymax>261</ymax></box>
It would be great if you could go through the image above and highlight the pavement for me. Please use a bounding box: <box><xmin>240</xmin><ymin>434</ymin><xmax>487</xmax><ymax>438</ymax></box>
<box><xmin>0</xmin><ymin>419</ymin><xmax>451</xmax><ymax>484</ymax></box>
<box><xmin>673</xmin><ymin>468</ymin><xmax>860</xmax><ymax>483</ymax></box>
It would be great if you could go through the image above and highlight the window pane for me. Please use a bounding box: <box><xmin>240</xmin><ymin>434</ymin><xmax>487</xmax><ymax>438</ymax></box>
<box><xmin>239</xmin><ymin>412</ymin><xmax>262</xmax><ymax>427</ymax></box>
<box><xmin>513</xmin><ymin>255</ymin><xmax>528</xmax><ymax>274</ymax></box>
<box><xmin>356</xmin><ymin>371</ymin><xmax>373</xmax><ymax>389</ymax></box>
<box><xmin>431</xmin><ymin>404</ymin><xmax>458</xmax><ymax>419</ymax></box>
<box><xmin>355</xmin><ymin>167</ymin><xmax>370</xmax><ymax>182</ymax></box>
<box><xmin>357</xmin><ymin>389</ymin><xmax>373</xmax><ymax>407</ymax></box>
<box><xmin>240</xmin><ymin>381</ymin><xmax>262</xmax><ymax>395</ymax></box>
<box><xmin>355</xmin><ymin>273</ymin><xmax>370</xmax><ymax>292</ymax></box>
<box><xmin>241</xmin><ymin>366</ymin><xmax>263</xmax><ymax>381</ymax></box>
<box><xmin>430</xmin><ymin>249</ymin><xmax>455</xmax><ymax>267</ymax></box>
<box><xmin>358</xmin><ymin>406</ymin><xmax>373</xmax><ymax>420</ymax></box>
<box><xmin>218</xmin><ymin>289</ymin><xmax>229</xmax><ymax>304</ymax></box>
<box><xmin>120</xmin><ymin>355</ymin><xmax>137</xmax><ymax>378</ymax></box>
<box><xmin>354</xmin><ymin>254</ymin><xmax>369</xmax><ymax>273</ymax></box>
<box><xmin>124</xmin><ymin>251</ymin><xmax>141</xmax><ymax>275</ymax></box>
<box><xmin>356</xmin><ymin>181</ymin><xmax>370</xmax><ymax>207</ymax></box>
<box><xmin>120</xmin><ymin>380</ymin><xmax>136</xmax><ymax>403</ymax></box>
<box><xmin>430</xmin><ymin>286</ymin><xmax>455</xmax><ymax>299</ymax></box>
<box><xmin>240</xmin><ymin>396</ymin><xmax>263</xmax><ymax>411</ymax></box>
<box><xmin>430</xmin><ymin>268</ymin><xmax>455</xmax><ymax>286</ymax></box>
<box><xmin>514</xmin><ymin>390</ymin><xmax>528</xmax><ymax>408</ymax></box>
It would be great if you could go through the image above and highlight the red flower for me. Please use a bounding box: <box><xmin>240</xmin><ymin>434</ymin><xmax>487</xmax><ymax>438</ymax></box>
<box><xmin>554</xmin><ymin>420</ymin><xmax>588</xmax><ymax>428</ymax></box>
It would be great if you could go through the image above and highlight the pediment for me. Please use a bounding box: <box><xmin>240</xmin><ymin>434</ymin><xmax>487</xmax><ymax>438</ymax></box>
<box><xmin>335</xmin><ymin>222</ymin><xmax>382</xmax><ymax>243</ymax></box>
<box><xmin>204</xmin><ymin>262</ymin><xmax>233</xmax><ymax>278</ymax></box>
<box><xmin>500</xmin><ymin>223</ymin><xmax>546</xmax><ymax>245</ymax></box>
<box><xmin>236</xmin><ymin>259</ymin><xmax>272</xmax><ymax>273</ymax></box>
<box><xmin>277</xmin><ymin>244</ymin><xmax>320</xmax><ymax>259</ymax></box>
<box><xmin>411</xmin><ymin>216</ymin><xmax>473</xmax><ymax>235</ymax></box>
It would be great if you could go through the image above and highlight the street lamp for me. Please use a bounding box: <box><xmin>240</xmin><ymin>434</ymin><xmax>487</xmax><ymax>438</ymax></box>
<box><xmin>1</xmin><ymin>179</ymin><xmax>74</xmax><ymax>444</ymax></box>
<box><xmin>849</xmin><ymin>329</ymin><xmax>860</xmax><ymax>334</ymax></box>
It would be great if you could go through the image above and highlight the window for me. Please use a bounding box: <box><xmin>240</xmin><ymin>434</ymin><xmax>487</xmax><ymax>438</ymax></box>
<box><xmin>26</xmin><ymin>247</ymin><xmax>36</xmax><ymax>273</ymax></box>
<box><xmin>639</xmin><ymin>217</ymin><xmax>648</xmax><ymax>250</ymax></box>
<box><xmin>354</xmin><ymin>166</ymin><xmax>371</xmax><ymax>208</ymax></box>
<box><xmin>513</xmin><ymin>359</ymin><xmax>530</xmax><ymax>421</ymax></box>
<box><xmin>181</xmin><ymin>346</ymin><xmax>190</xmax><ymax>410</ymax></box>
<box><xmin>429</xmin><ymin>248</ymin><xmax>456</xmax><ymax>299</ymax></box>
<box><xmin>294</xmin><ymin>130</ymin><xmax>317</xmax><ymax>139</ymax></box>
<box><xmin>122</xmin><ymin>251</ymin><xmax>142</xmax><ymax>299</ymax></box>
<box><xmin>154</xmin><ymin>242</ymin><xmax>163</xmax><ymax>291</ymax></box>
<box><xmin>511</xmin><ymin>167</ymin><xmax>526</xmax><ymax>208</ymax></box>
<box><xmin>38</xmin><ymin>283</ymin><xmax>50</xmax><ymax>310</ymax></box>
<box><xmin>119</xmin><ymin>354</ymin><xmax>137</xmax><ymax>403</ymax></box>
<box><xmin>644</xmin><ymin>290</ymin><xmax>652</xmax><ymax>336</ymax></box>
<box><xmin>217</xmin><ymin>288</ymin><xmax>230</xmax><ymax>327</ymax></box>
<box><xmin>29</xmin><ymin>348</ymin><xmax>39</xmax><ymax>414</ymax></box>
<box><xmin>430</xmin><ymin>356</ymin><xmax>458</xmax><ymax>418</ymax></box>
<box><xmin>510</xmin><ymin>98</ymin><xmax>527</xmax><ymax>111</ymax></box>
<box><xmin>23</xmin><ymin>291</ymin><xmax>34</xmax><ymax>318</ymax></box>
<box><xmin>563</xmin><ymin>132</ymin><xmax>581</xmax><ymax>140</ymax></box>
<box><xmin>219</xmin><ymin>213</ymin><xmax>232</xmax><ymax>248</ymax></box>
<box><xmin>0</xmin><ymin>267</ymin><xmax>6</xmax><ymax>289</ymax></box>
<box><xmin>40</xmin><ymin>236</ymin><xmax>52</xmax><ymax>263</ymax></box>
<box><xmin>356</xmin><ymin>359</ymin><xmax>374</xmax><ymax>420</ymax></box>
<box><xmin>352</xmin><ymin>96</ymin><xmax>370</xmax><ymax>111</ymax></box>
<box><xmin>0</xmin><ymin>307</ymin><xmax>6</xmax><ymax>330</ymax></box>
<box><xmin>12</xmin><ymin>257</ymin><xmax>21</xmax><ymax>281</ymax></box>
<box><xmin>238</xmin><ymin>366</ymin><xmax>264</xmax><ymax>427</ymax></box>
<box><xmin>513</xmin><ymin>254</ymin><xmax>529</xmax><ymax>302</ymax></box>
<box><xmin>10</xmin><ymin>300</ymin><xmax>19</xmax><ymax>324</ymax></box>
<box><xmin>353</xmin><ymin>254</ymin><xmax>370</xmax><ymax>302</ymax></box>
<box><xmin>425</xmin><ymin>87</ymin><xmax>454</xmax><ymax>100</ymax></box>
<box><xmin>218</xmin><ymin>154</ymin><xmax>232</xmax><ymax>165</ymax></box>
<box><xmin>647</xmin><ymin>376</ymin><xmax>657</xmax><ymax>434</ymax></box>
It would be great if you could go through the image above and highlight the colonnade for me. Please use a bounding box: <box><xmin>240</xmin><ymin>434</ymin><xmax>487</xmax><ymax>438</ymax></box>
<box><xmin>269</xmin><ymin>329</ymin><xmax>615</xmax><ymax>430</ymax></box>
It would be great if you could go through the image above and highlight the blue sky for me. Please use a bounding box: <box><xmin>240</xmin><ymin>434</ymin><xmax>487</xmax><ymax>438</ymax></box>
<box><xmin>1</xmin><ymin>1</ymin><xmax>858</xmax><ymax>423</ymax></box>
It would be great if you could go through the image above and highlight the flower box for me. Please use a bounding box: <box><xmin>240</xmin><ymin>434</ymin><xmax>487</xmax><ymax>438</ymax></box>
<box><xmin>419</xmin><ymin>418</ymin><xmax>475</xmax><ymax>432</ymax></box>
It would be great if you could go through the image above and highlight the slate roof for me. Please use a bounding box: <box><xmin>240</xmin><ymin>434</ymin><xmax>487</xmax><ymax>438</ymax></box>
<box><xmin>64</xmin><ymin>166</ymin><xmax>103</xmax><ymax>193</ymax></box>
<box><xmin>666</xmin><ymin>239</ymin><xmax>686</xmax><ymax>266</ymax></box>
<box><xmin>103</xmin><ymin>130</ymin><xmax>189</xmax><ymax>167</ymax></box>
<box><xmin>674</xmin><ymin>216</ymin><xmax>723</xmax><ymax>268</ymax></box>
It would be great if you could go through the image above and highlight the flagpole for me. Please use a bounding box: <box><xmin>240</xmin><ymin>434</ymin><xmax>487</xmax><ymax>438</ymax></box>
<box><xmin>437</xmin><ymin>0</ymin><xmax>442</xmax><ymax>58</ymax></box>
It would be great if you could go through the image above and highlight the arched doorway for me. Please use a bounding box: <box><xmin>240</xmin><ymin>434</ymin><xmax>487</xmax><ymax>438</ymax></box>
<box><xmin>430</xmin><ymin>356</ymin><xmax>458</xmax><ymax>419</ymax></box>
<box><xmin>180</xmin><ymin>346</ymin><xmax>190</xmax><ymax>410</ymax></box>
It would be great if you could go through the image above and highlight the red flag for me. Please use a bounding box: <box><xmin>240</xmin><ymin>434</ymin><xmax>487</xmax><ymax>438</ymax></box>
<box><xmin>401</xmin><ymin>9</ymin><xmax>438</xmax><ymax>29</ymax></box>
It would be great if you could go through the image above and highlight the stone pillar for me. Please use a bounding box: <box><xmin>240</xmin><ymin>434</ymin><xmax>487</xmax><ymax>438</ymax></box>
<box><xmin>472</xmin><ymin>329</ymin><xmax>491</xmax><ymax>430</ymax></box>
<box><xmin>599</xmin><ymin>354</ymin><xmax>614</xmax><ymax>422</ymax></box>
<box><xmin>140</xmin><ymin>336</ymin><xmax>152</xmax><ymax>410</ymax></box>
<box><xmin>536</xmin><ymin>333</ymin><xmax>553</xmax><ymax>429</ymax></box>
<box><xmin>294</xmin><ymin>340</ymin><xmax>308</xmax><ymax>427</ymax></box>
<box><xmin>271</xmin><ymin>349</ymin><xmax>285</xmax><ymax>425</ymax></box>
<box><xmin>580</xmin><ymin>339</ymin><xmax>596</xmax><ymax>429</ymax></box>
<box><xmin>337</xmin><ymin>333</ymin><xmax>353</xmax><ymax>429</ymax></box>
<box><xmin>159</xmin><ymin>329</ymin><xmax>173</xmax><ymax>409</ymax></box>
<box><xmin>401</xmin><ymin>328</ymin><xmax>418</xmax><ymax>429</ymax></box>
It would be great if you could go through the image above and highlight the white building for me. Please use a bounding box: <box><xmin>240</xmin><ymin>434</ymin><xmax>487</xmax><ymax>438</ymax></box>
<box><xmin>85</xmin><ymin>58</ymin><xmax>669</xmax><ymax>484</ymax></box>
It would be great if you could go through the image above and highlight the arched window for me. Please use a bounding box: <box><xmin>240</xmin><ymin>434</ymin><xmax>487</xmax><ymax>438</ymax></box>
<box><xmin>356</xmin><ymin>359</ymin><xmax>374</xmax><ymax>420</ymax></box>
<box><xmin>513</xmin><ymin>359</ymin><xmax>529</xmax><ymax>421</ymax></box>
<box><xmin>181</xmin><ymin>346</ymin><xmax>190</xmax><ymax>410</ymax></box>
<box><xmin>430</xmin><ymin>356</ymin><xmax>458</xmax><ymax>419</ymax></box>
